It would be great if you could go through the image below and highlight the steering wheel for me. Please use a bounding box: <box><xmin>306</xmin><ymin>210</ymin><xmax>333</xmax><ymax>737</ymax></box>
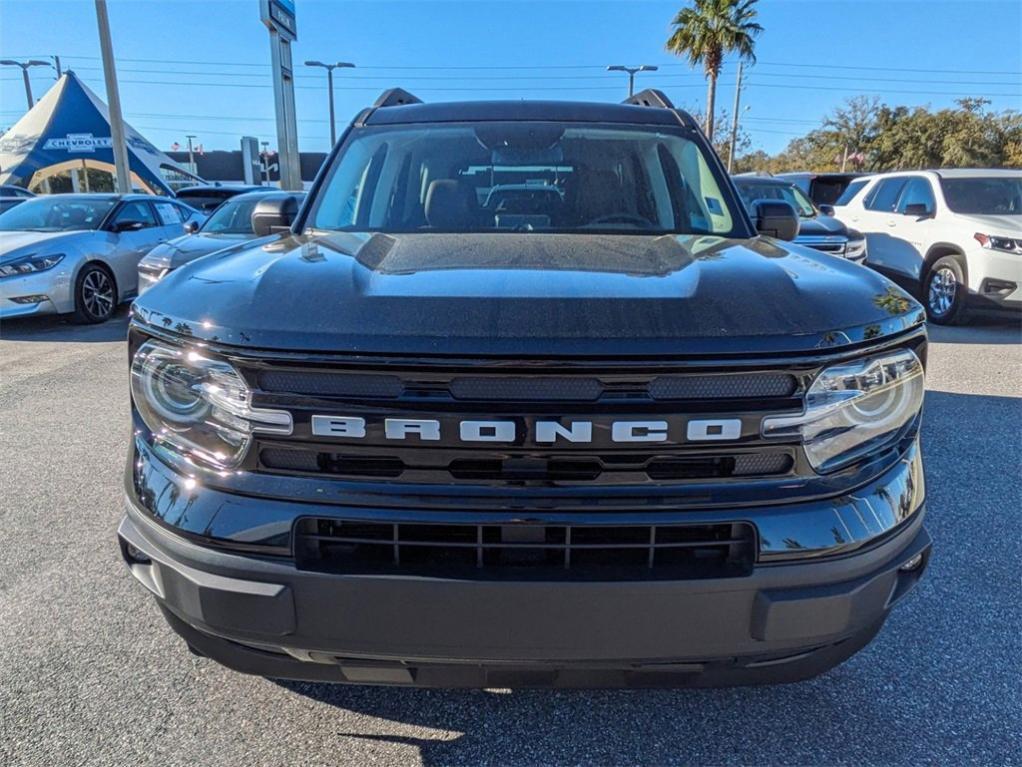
<box><xmin>588</xmin><ymin>213</ymin><xmax>652</xmax><ymax>227</ymax></box>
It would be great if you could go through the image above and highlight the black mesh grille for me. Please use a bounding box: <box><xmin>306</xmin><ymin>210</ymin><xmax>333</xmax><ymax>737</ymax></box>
<box><xmin>258</xmin><ymin>371</ymin><xmax>404</xmax><ymax>398</ymax></box>
<box><xmin>294</xmin><ymin>518</ymin><xmax>756</xmax><ymax>580</ymax></box>
<box><xmin>648</xmin><ymin>373</ymin><xmax>796</xmax><ymax>400</ymax></box>
<box><xmin>450</xmin><ymin>377</ymin><xmax>602</xmax><ymax>401</ymax></box>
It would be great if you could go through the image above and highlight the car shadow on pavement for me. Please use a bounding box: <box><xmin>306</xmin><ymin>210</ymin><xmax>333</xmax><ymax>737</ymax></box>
<box><xmin>268</xmin><ymin>390</ymin><xmax>1022</xmax><ymax>766</ymax></box>
<box><xmin>0</xmin><ymin>306</ymin><xmax>130</xmax><ymax>343</ymax></box>
<box><xmin>926</xmin><ymin>315</ymin><xmax>1021</xmax><ymax>345</ymax></box>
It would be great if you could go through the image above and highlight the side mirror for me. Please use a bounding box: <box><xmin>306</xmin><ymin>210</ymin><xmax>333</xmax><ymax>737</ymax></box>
<box><xmin>818</xmin><ymin>204</ymin><xmax>835</xmax><ymax>216</ymax></box>
<box><xmin>903</xmin><ymin>203</ymin><xmax>933</xmax><ymax>218</ymax></box>
<box><xmin>185</xmin><ymin>220</ymin><xmax>201</xmax><ymax>234</ymax></box>
<box><xmin>113</xmin><ymin>220</ymin><xmax>145</xmax><ymax>233</ymax></box>
<box><xmin>753</xmin><ymin>200</ymin><xmax>799</xmax><ymax>241</ymax></box>
<box><xmin>251</xmin><ymin>194</ymin><xmax>301</xmax><ymax>237</ymax></box>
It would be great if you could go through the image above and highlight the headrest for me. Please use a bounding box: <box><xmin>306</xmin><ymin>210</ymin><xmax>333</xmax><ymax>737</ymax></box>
<box><xmin>425</xmin><ymin>179</ymin><xmax>473</xmax><ymax>229</ymax></box>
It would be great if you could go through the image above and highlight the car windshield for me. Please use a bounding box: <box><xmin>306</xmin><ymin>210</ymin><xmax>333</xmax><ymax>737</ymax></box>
<box><xmin>735</xmin><ymin>181</ymin><xmax>816</xmax><ymax>218</ymax></box>
<box><xmin>940</xmin><ymin>176</ymin><xmax>1022</xmax><ymax>215</ymax></box>
<box><xmin>0</xmin><ymin>197</ymin><xmax>116</xmax><ymax>231</ymax></box>
<box><xmin>835</xmin><ymin>179</ymin><xmax>869</xmax><ymax>206</ymax></box>
<box><xmin>308</xmin><ymin>122</ymin><xmax>738</xmax><ymax>235</ymax></box>
<box><xmin>201</xmin><ymin>198</ymin><xmax>260</xmax><ymax>234</ymax></box>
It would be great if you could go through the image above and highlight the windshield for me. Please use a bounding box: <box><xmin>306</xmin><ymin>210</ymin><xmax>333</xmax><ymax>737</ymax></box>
<box><xmin>308</xmin><ymin>122</ymin><xmax>738</xmax><ymax>235</ymax></box>
<box><xmin>201</xmin><ymin>198</ymin><xmax>259</xmax><ymax>234</ymax></box>
<box><xmin>835</xmin><ymin>179</ymin><xmax>869</xmax><ymax>206</ymax></box>
<box><xmin>0</xmin><ymin>197</ymin><xmax>115</xmax><ymax>231</ymax></box>
<box><xmin>940</xmin><ymin>177</ymin><xmax>1022</xmax><ymax>215</ymax></box>
<box><xmin>735</xmin><ymin>181</ymin><xmax>816</xmax><ymax>218</ymax></box>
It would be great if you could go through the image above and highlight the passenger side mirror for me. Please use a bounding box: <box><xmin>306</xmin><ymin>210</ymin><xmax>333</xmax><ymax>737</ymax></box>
<box><xmin>818</xmin><ymin>204</ymin><xmax>835</xmax><ymax>216</ymax></box>
<box><xmin>251</xmin><ymin>194</ymin><xmax>301</xmax><ymax>237</ymax></box>
<box><xmin>753</xmin><ymin>200</ymin><xmax>799</xmax><ymax>241</ymax></box>
<box><xmin>903</xmin><ymin>203</ymin><xmax>933</xmax><ymax>219</ymax></box>
<box><xmin>185</xmin><ymin>220</ymin><xmax>200</xmax><ymax>234</ymax></box>
<box><xmin>112</xmin><ymin>220</ymin><xmax>146</xmax><ymax>233</ymax></box>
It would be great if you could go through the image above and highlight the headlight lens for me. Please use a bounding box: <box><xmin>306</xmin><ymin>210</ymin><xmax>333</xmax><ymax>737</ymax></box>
<box><xmin>0</xmin><ymin>253</ymin><xmax>65</xmax><ymax>277</ymax></box>
<box><xmin>130</xmin><ymin>341</ymin><xmax>291</xmax><ymax>468</ymax></box>
<box><xmin>844</xmin><ymin>235</ymin><xmax>866</xmax><ymax>259</ymax></box>
<box><xmin>974</xmin><ymin>232</ymin><xmax>1022</xmax><ymax>254</ymax></box>
<box><xmin>762</xmin><ymin>349</ymin><xmax>924</xmax><ymax>472</ymax></box>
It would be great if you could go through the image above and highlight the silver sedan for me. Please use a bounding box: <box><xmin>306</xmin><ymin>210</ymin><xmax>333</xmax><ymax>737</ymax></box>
<box><xmin>0</xmin><ymin>193</ymin><xmax>202</xmax><ymax>323</ymax></box>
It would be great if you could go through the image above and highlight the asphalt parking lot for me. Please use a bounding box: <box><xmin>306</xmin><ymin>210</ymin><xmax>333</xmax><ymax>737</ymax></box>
<box><xmin>1</xmin><ymin>309</ymin><xmax>1020</xmax><ymax>767</ymax></box>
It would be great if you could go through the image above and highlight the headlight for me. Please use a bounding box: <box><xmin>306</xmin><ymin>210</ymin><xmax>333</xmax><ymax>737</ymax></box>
<box><xmin>131</xmin><ymin>340</ymin><xmax>291</xmax><ymax>468</ymax></box>
<box><xmin>974</xmin><ymin>232</ymin><xmax>1022</xmax><ymax>254</ymax></box>
<box><xmin>0</xmin><ymin>253</ymin><xmax>65</xmax><ymax>277</ymax></box>
<box><xmin>844</xmin><ymin>234</ymin><xmax>866</xmax><ymax>260</ymax></box>
<box><xmin>762</xmin><ymin>349</ymin><xmax>924</xmax><ymax>472</ymax></box>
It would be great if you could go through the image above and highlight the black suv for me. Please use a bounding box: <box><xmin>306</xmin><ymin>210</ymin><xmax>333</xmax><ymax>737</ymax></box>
<box><xmin>119</xmin><ymin>90</ymin><xmax>930</xmax><ymax>688</ymax></box>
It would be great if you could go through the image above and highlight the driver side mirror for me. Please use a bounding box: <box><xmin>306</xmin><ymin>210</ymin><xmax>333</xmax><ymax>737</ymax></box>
<box><xmin>753</xmin><ymin>200</ymin><xmax>799</xmax><ymax>241</ymax></box>
<box><xmin>251</xmin><ymin>194</ymin><xmax>301</xmax><ymax>237</ymax></box>
<box><xmin>112</xmin><ymin>220</ymin><xmax>146</xmax><ymax>233</ymax></box>
<box><xmin>903</xmin><ymin>203</ymin><xmax>933</xmax><ymax>219</ymax></box>
<box><xmin>185</xmin><ymin>219</ymin><xmax>200</xmax><ymax>234</ymax></box>
<box><xmin>818</xmin><ymin>204</ymin><xmax>835</xmax><ymax>216</ymax></box>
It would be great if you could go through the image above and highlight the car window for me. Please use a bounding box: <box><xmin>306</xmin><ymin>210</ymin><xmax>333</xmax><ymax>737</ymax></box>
<box><xmin>735</xmin><ymin>182</ymin><xmax>814</xmax><ymax>218</ymax></box>
<box><xmin>111</xmin><ymin>201</ymin><xmax>158</xmax><ymax>228</ymax></box>
<box><xmin>200</xmin><ymin>198</ymin><xmax>260</xmax><ymax>234</ymax></box>
<box><xmin>864</xmin><ymin>178</ymin><xmax>908</xmax><ymax>212</ymax></box>
<box><xmin>154</xmin><ymin>201</ymin><xmax>184</xmax><ymax>225</ymax></box>
<box><xmin>0</xmin><ymin>197</ymin><xmax>115</xmax><ymax>231</ymax></box>
<box><xmin>310</xmin><ymin>122</ymin><xmax>740</xmax><ymax>236</ymax></box>
<box><xmin>835</xmin><ymin>179</ymin><xmax>868</xmax><ymax>206</ymax></box>
<box><xmin>896</xmin><ymin>178</ymin><xmax>936</xmax><ymax>215</ymax></box>
<box><xmin>939</xmin><ymin>176</ymin><xmax>1022</xmax><ymax>215</ymax></box>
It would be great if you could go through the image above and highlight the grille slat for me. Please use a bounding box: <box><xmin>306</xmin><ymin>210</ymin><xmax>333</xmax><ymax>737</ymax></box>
<box><xmin>295</xmin><ymin>519</ymin><xmax>756</xmax><ymax>580</ymax></box>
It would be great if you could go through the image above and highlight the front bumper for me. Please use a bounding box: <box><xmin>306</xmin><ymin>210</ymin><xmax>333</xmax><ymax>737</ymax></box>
<box><xmin>966</xmin><ymin>245</ymin><xmax>1022</xmax><ymax>309</ymax></box>
<box><xmin>119</xmin><ymin>456</ymin><xmax>930</xmax><ymax>687</ymax></box>
<box><xmin>0</xmin><ymin>268</ymin><xmax>71</xmax><ymax>318</ymax></box>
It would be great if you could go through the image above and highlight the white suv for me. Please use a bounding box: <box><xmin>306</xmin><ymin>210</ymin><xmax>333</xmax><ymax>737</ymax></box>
<box><xmin>833</xmin><ymin>169</ymin><xmax>1021</xmax><ymax>324</ymax></box>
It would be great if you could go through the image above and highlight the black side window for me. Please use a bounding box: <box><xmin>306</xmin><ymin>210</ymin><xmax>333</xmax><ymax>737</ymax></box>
<box><xmin>111</xmin><ymin>201</ymin><xmax>158</xmax><ymax>228</ymax></box>
<box><xmin>896</xmin><ymin>177</ymin><xmax>936</xmax><ymax>215</ymax></box>
<box><xmin>835</xmin><ymin>179</ymin><xmax>867</xmax><ymax>206</ymax></box>
<box><xmin>865</xmin><ymin>178</ymin><xmax>908</xmax><ymax>212</ymax></box>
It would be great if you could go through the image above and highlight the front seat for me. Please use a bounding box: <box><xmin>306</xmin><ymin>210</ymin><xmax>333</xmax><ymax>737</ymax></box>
<box><xmin>424</xmin><ymin>179</ymin><xmax>478</xmax><ymax>230</ymax></box>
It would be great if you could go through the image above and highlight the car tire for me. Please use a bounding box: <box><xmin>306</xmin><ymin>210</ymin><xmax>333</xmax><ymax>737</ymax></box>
<box><xmin>924</xmin><ymin>256</ymin><xmax>969</xmax><ymax>325</ymax></box>
<box><xmin>71</xmin><ymin>263</ymin><xmax>118</xmax><ymax>324</ymax></box>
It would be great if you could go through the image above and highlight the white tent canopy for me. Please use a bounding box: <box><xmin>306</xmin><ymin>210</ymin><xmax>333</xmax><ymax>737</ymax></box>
<box><xmin>0</xmin><ymin>71</ymin><xmax>202</xmax><ymax>194</ymax></box>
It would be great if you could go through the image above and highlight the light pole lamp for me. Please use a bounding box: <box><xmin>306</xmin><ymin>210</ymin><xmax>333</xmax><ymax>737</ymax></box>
<box><xmin>0</xmin><ymin>59</ymin><xmax>52</xmax><ymax>109</ymax></box>
<box><xmin>304</xmin><ymin>60</ymin><xmax>355</xmax><ymax>146</ymax></box>
<box><xmin>606</xmin><ymin>64</ymin><xmax>658</xmax><ymax>98</ymax></box>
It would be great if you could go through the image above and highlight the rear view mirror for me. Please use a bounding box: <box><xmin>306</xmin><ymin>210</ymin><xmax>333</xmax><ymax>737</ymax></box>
<box><xmin>251</xmin><ymin>194</ymin><xmax>302</xmax><ymax>237</ymax></box>
<box><xmin>753</xmin><ymin>200</ymin><xmax>799</xmax><ymax>241</ymax></box>
<box><xmin>818</xmin><ymin>204</ymin><xmax>835</xmax><ymax>216</ymax></box>
<box><xmin>903</xmin><ymin>203</ymin><xmax>933</xmax><ymax>218</ymax></box>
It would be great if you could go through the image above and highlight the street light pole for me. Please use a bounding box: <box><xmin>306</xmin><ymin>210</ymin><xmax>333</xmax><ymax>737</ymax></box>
<box><xmin>94</xmin><ymin>0</ymin><xmax>131</xmax><ymax>193</ymax></box>
<box><xmin>0</xmin><ymin>59</ymin><xmax>52</xmax><ymax>109</ymax></box>
<box><xmin>606</xmin><ymin>64</ymin><xmax>659</xmax><ymax>98</ymax></box>
<box><xmin>186</xmin><ymin>134</ymin><xmax>197</xmax><ymax>173</ymax></box>
<box><xmin>304</xmin><ymin>61</ymin><xmax>355</xmax><ymax>146</ymax></box>
<box><xmin>727</xmin><ymin>62</ymin><xmax>745</xmax><ymax>173</ymax></box>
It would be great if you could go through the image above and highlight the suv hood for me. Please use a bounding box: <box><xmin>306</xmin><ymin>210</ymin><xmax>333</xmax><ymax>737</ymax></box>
<box><xmin>954</xmin><ymin>213</ymin><xmax>1022</xmax><ymax>235</ymax></box>
<box><xmin>796</xmin><ymin>214</ymin><xmax>848</xmax><ymax>237</ymax></box>
<box><xmin>132</xmin><ymin>231</ymin><xmax>924</xmax><ymax>356</ymax></box>
<box><xmin>141</xmin><ymin>232</ymin><xmax>254</xmax><ymax>270</ymax></box>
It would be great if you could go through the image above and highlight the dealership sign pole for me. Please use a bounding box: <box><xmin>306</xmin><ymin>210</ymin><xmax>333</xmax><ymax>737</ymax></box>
<box><xmin>260</xmin><ymin>0</ymin><xmax>301</xmax><ymax>190</ymax></box>
<box><xmin>94</xmin><ymin>0</ymin><xmax>131</xmax><ymax>193</ymax></box>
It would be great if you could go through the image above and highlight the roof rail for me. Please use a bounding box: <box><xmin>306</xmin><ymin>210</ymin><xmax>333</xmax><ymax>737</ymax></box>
<box><xmin>373</xmin><ymin>88</ymin><xmax>423</xmax><ymax>108</ymax></box>
<box><xmin>622</xmin><ymin>88</ymin><xmax>674</xmax><ymax>109</ymax></box>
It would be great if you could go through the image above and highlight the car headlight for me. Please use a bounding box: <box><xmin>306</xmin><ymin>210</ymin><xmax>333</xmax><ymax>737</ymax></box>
<box><xmin>130</xmin><ymin>340</ymin><xmax>291</xmax><ymax>468</ymax></box>
<box><xmin>974</xmin><ymin>233</ymin><xmax>1022</xmax><ymax>254</ymax></box>
<box><xmin>0</xmin><ymin>253</ymin><xmax>65</xmax><ymax>277</ymax></box>
<box><xmin>762</xmin><ymin>349</ymin><xmax>924</xmax><ymax>472</ymax></box>
<box><xmin>844</xmin><ymin>234</ymin><xmax>866</xmax><ymax>259</ymax></box>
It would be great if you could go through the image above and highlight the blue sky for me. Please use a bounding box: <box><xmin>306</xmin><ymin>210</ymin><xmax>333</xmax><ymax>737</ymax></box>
<box><xmin>1</xmin><ymin>0</ymin><xmax>1020</xmax><ymax>156</ymax></box>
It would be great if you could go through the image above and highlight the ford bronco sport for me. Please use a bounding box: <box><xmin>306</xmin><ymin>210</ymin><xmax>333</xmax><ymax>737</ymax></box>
<box><xmin>119</xmin><ymin>89</ymin><xmax>930</xmax><ymax>688</ymax></box>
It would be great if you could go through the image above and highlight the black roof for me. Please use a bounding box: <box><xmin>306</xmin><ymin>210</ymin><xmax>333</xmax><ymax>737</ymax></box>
<box><xmin>361</xmin><ymin>99</ymin><xmax>696</xmax><ymax>128</ymax></box>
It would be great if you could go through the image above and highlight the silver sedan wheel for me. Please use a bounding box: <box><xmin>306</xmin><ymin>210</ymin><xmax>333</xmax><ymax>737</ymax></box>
<box><xmin>928</xmin><ymin>266</ymin><xmax>957</xmax><ymax>317</ymax></box>
<box><xmin>81</xmin><ymin>269</ymin><xmax>115</xmax><ymax>318</ymax></box>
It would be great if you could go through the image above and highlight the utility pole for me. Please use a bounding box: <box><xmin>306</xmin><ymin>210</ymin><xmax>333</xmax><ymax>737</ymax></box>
<box><xmin>94</xmin><ymin>0</ymin><xmax>131</xmax><ymax>193</ymax></box>
<box><xmin>52</xmin><ymin>55</ymin><xmax>62</xmax><ymax>78</ymax></box>
<box><xmin>304</xmin><ymin>61</ymin><xmax>355</xmax><ymax>146</ymax></box>
<box><xmin>0</xmin><ymin>59</ymin><xmax>51</xmax><ymax>109</ymax></box>
<box><xmin>607</xmin><ymin>65</ymin><xmax>658</xmax><ymax>98</ymax></box>
<box><xmin>727</xmin><ymin>61</ymin><xmax>744</xmax><ymax>173</ymax></box>
<box><xmin>186</xmin><ymin>134</ymin><xmax>197</xmax><ymax>174</ymax></box>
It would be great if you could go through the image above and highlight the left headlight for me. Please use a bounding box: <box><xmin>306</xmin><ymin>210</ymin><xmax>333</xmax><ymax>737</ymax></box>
<box><xmin>131</xmin><ymin>340</ymin><xmax>292</xmax><ymax>468</ymax></box>
<box><xmin>0</xmin><ymin>253</ymin><xmax>65</xmax><ymax>277</ymax></box>
<box><xmin>844</xmin><ymin>232</ymin><xmax>866</xmax><ymax>260</ymax></box>
<box><xmin>974</xmin><ymin>232</ymin><xmax>1022</xmax><ymax>255</ymax></box>
<box><xmin>762</xmin><ymin>349</ymin><xmax>924</xmax><ymax>472</ymax></box>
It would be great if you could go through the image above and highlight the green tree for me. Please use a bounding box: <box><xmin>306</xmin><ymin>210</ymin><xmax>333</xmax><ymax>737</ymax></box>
<box><xmin>666</xmin><ymin>0</ymin><xmax>762</xmax><ymax>142</ymax></box>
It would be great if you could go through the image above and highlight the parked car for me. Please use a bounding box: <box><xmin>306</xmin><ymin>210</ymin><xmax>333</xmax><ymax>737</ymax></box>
<box><xmin>732</xmin><ymin>175</ymin><xmax>866</xmax><ymax>261</ymax></box>
<box><xmin>776</xmin><ymin>172</ymin><xmax>866</xmax><ymax>207</ymax></box>
<box><xmin>0</xmin><ymin>184</ymin><xmax>35</xmax><ymax>215</ymax></box>
<box><xmin>120</xmin><ymin>88</ymin><xmax>929</xmax><ymax>689</ymax></box>
<box><xmin>832</xmin><ymin>169</ymin><xmax>1021</xmax><ymax>324</ymax></box>
<box><xmin>137</xmin><ymin>189</ymin><xmax>305</xmax><ymax>294</ymax></box>
<box><xmin>0</xmin><ymin>193</ymin><xmax>199</xmax><ymax>323</ymax></box>
<box><xmin>174</xmin><ymin>184</ymin><xmax>265</xmax><ymax>213</ymax></box>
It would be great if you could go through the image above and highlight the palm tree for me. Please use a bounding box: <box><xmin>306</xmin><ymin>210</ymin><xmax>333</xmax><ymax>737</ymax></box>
<box><xmin>666</xmin><ymin>0</ymin><xmax>762</xmax><ymax>142</ymax></box>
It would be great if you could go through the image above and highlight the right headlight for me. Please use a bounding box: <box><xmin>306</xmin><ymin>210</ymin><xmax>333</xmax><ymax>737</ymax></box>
<box><xmin>762</xmin><ymin>349</ymin><xmax>924</xmax><ymax>472</ymax></box>
<box><xmin>130</xmin><ymin>340</ymin><xmax>291</xmax><ymax>468</ymax></box>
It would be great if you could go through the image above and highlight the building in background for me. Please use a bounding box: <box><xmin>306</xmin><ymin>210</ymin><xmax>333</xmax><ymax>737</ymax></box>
<box><xmin>165</xmin><ymin>149</ymin><xmax>327</xmax><ymax>188</ymax></box>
